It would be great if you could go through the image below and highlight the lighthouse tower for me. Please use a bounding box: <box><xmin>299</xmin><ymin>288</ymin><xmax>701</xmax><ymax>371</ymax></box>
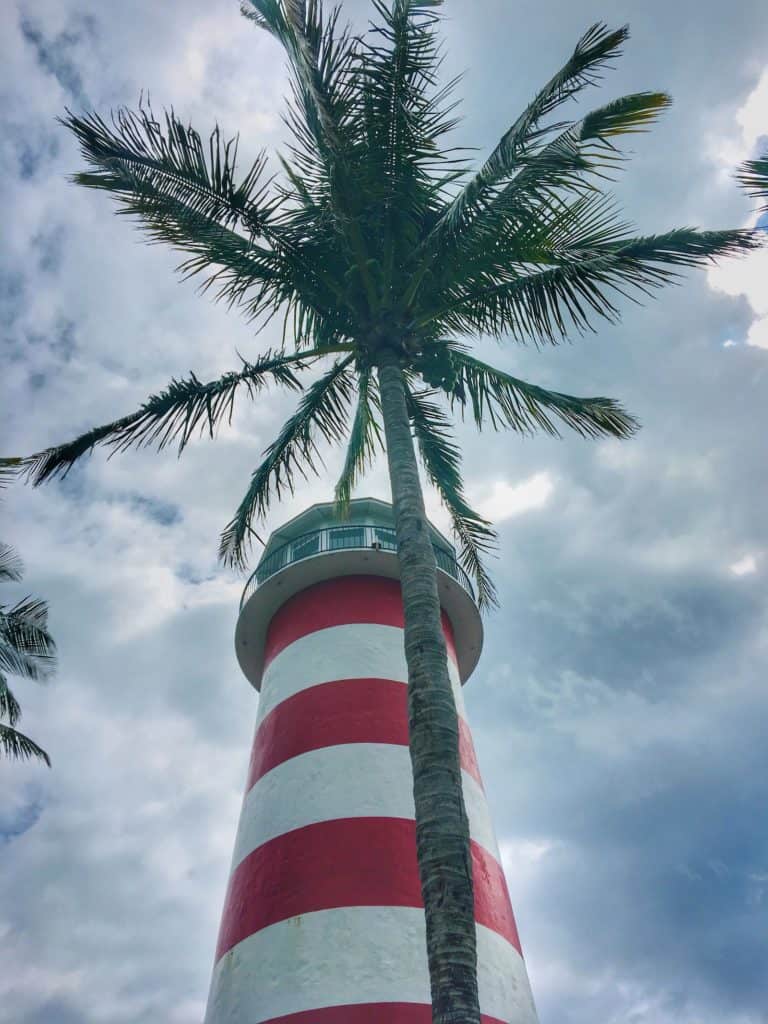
<box><xmin>205</xmin><ymin>498</ymin><xmax>538</xmax><ymax>1024</ymax></box>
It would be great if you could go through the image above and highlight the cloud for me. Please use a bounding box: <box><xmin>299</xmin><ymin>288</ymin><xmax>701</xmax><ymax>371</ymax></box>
<box><xmin>478</xmin><ymin>472</ymin><xmax>554</xmax><ymax>523</ymax></box>
<box><xmin>730</xmin><ymin>554</ymin><xmax>758</xmax><ymax>576</ymax></box>
<box><xmin>706</xmin><ymin>64</ymin><xmax>768</xmax><ymax>350</ymax></box>
<box><xmin>708</xmin><ymin>67</ymin><xmax>768</xmax><ymax>172</ymax></box>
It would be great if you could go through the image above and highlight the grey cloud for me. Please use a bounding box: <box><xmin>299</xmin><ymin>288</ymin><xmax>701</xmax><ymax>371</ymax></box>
<box><xmin>19</xmin><ymin>14</ymin><xmax>95</xmax><ymax>109</ymax></box>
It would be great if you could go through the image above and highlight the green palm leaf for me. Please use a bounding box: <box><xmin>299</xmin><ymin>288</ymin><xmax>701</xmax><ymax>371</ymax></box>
<box><xmin>63</xmin><ymin>106</ymin><xmax>275</xmax><ymax>235</ymax></box>
<box><xmin>334</xmin><ymin>367</ymin><xmax>383</xmax><ymax>517</ymax></box>
<box><xmin>0</xmin><ymin>457</ymin><xmax>22</xmax><ymax>488</ymax></box>
<box><xmin>220</xmin><ymin>355</ymin><xmax>356</xmax><ymax>568</ymax></box>
<box><xmin>0</xmin><ymin>597</ymin><xmax>56</xmax><ymax>682</ymax></box>
<box><xmin>0</xmin><ymin>723</ymin><xmax>50</xmax><ymax>766</ymax></box>
<box><xmin>0</xmin><ymin>544</ymin><xmax>24</xmax><ymax>584</ymax></box>
<box><xmin>438</xmin><ymin>23</ymin><xmax>630</xmax><ymax>234</ymax></box>
<box><xmin>22</xmin><ymin>349</ymin><xmax>326</xmax><ymax>485</ymax></box>
<box><xmin>495</xmin><ymin>91</ymin><xmax>672</xmax><ymax>204</ymax></box>
<box><xmin>405</xmin><ymin>383</ymin><xmax>498</xmax><ymax>608</ymax></box>
<box><xmin>243</xmin><ymin>0</ymin><xmax>347</xmax><ymax>153</ymax></box>
<box><xmin>0</xmin><ymin>675</ymin><xmax>21</xmax><ymax>727</ymax></box>
<box><xmin>430</xmin><ymin>227</ymin><xmax>758</xmax><ymax>343</ymax></box>
<box><xmin>408</xmin><ymin>92</ymin><xmax>672</xmax><ymax>308</ymax></box>
<box><xmin>736</xmin><ymin>153</ymin><xmax>768</xmax><ymax>213</ymax></box>
<box><xmin>450</xmin><ymin>350</ymin><xmax>638</xmax><ymax>439</ymax></box>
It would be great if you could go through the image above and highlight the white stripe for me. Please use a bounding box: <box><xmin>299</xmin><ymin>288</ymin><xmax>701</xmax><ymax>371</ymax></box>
<box><xmin>205</xmin><ymin>907</ymin><xmax>537</xmax><ymax>1024</ymax></box>
<box><xmin>231</xmin><ymin>743</ymin><xmax>500</xmax><ymax>871</ymax></box>
<box><xmin>259</xmin><ymin>623</ymin><xmax>467</xmax><ymax>725</ymax></box>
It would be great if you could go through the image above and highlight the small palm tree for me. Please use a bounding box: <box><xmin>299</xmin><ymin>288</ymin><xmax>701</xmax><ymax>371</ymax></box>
<box><xmin>0</xmin><ymin>460</ymin><xmax>55</xmax><ymax>766</ymax></box>
<box><xmin>18</xmin><ymin>4</ymin><xmax>757</xmax><ymax>1019</ymax></box>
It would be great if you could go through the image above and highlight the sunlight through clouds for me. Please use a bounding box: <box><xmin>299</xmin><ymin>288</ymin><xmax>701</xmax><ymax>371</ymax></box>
<box><xmin>707</xmin><ymin>64</ymin><xmax>768</xmax><ymax>349</ymax></box>
<box><xmin>478</xmin><ymin>472</ymin><xmax>554</xmax><ymax>523</ymax></box>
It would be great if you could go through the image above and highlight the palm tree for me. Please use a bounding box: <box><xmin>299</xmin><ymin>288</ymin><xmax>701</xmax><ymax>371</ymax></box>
<box><xmin>737</xmin><ymin>150</ymin><xmax>768</xmax><ymax>211</ymax></box>
<box><xmin>0</xmin><ymin>460</ymin><xmax>55</xmax><ymax>766</ymax></box>
<box><xmin>18</xmin><ymin>4</ymin><xmax>757</xmax><ymax>1019</ymax></box>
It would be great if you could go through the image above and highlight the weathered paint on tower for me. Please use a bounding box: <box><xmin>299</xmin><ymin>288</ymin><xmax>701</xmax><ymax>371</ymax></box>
<box><xmin>205</xmin><ymin>499</ymin><xmax>538</xmax><ymax>1024</ymax></box>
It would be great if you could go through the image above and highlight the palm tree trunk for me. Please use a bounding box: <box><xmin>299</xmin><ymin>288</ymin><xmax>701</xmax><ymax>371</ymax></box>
<box><xmin>376</xmin><ymin>348</ymin><xmax>481</xmax><ymax>1024</ymax></box>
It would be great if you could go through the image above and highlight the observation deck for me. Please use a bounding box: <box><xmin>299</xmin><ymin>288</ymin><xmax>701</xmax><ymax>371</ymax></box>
<box><xmin>235</xmin><ymin>497</ymin><xmax>483</xmax><ymax>688</ymax></box>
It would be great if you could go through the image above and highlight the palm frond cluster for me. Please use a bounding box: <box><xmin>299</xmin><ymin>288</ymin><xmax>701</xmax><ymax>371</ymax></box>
<box><xmin>0</xmin><ymin>460</ymin><xmax>54</xmax><ymax>765</ymax></box>
<box><xmin>737</xmin><ymin>152</ymin><xmax>768</xmax><ymax>214</ymax></box>
<box><xmin>21</xmin><ymin>2</ymin><xmax>759</xmax><ymax>604</ymax></box>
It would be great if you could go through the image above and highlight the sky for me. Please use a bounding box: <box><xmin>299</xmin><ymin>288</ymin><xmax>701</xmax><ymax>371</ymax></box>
<box><xmin>1</xmin><ymin>1</ymin><xmax>767</xmax><ymax>1022</ymax></box>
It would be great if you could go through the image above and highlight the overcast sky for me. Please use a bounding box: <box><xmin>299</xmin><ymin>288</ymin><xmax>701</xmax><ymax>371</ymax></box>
<box><xmin>2</xmin><ymin>2</ymin><xmax>767</xmax><ymax>1023</ymax></box>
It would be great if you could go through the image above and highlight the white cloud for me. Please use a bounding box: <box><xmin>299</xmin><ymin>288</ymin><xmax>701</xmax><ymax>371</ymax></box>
<box><xmin>708</xmin><ymin>244</ymin><xmax>768</xmax><ymax>349</ymax></box>
<box><xmin>477</xmin><ymin>471</ymin><xmax>554</xmax><ymax>522</ymax></box>
<box><xmin>709</xmin><ymin>67</ymin><xmax>768</xmax><ymax>172</ymax></box>
<box><xmin>730</xmin><ymin>553</ymin><xmax>758</xmax><ymax>576</ymax></box>
<box><xmin>707</xmin><ymin>64</ymin><xmax>768</xmax><ymax>350</ymax></box>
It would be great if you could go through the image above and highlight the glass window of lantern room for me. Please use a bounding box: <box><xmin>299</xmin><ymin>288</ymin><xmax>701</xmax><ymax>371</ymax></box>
<box><xmin>328</xmin><ymin>525</ymin><xmax>365</xmax><ymax>551</ymax></box>
<box><xmin>292</xmin><ymin>531</ymin><xmax>320</xmax><ymax>561</ymax></box>
<box><xmin>374</xmin><ymin>526</ymin><xmax>397</xmax><ymax>550</ymax></box>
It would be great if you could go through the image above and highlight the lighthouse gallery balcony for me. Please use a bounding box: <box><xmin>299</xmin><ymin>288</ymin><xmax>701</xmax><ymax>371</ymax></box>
<box><xmin>241</xmin><ymin>522</ymin><xmax>475</xmax><ymax>609</ymax></box>
<box><xmin>235</xmin><ymin>497</ymin><xmax>483</xmax><ymax>689</ymax></box>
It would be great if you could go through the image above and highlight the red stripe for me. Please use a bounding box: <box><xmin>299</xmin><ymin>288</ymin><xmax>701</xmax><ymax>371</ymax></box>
<box><xmin>215</xmin><ymin>817</ymin><xmax>521</xmax><ymax>961</ymax></box>
<box><xmin>256</xmin><ymin>1005</ymin><xmax>508</xmax><ymax>1024</ymax></box>
<box><xmin>263</xmin><ymin>575</ymin><xmax>458</xmax><ymax>670</ymax></box>
<box><xmin>246</xmin><ymin>678</ymin><xmax>481</xmax><ymax>792</ymax></box>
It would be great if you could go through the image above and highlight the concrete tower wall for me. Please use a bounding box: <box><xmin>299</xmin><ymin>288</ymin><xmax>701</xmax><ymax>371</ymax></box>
<box><xmin>205</xmin><ymin>574</ymin><xmax>537</xmax><ymax>1024</ymax></box>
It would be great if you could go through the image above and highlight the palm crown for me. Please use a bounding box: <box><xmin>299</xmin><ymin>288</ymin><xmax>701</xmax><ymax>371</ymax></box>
<box><xmin>22</xmin><ymin>3</ymin><xmax>756</xmax><ymax>608</ymax></box>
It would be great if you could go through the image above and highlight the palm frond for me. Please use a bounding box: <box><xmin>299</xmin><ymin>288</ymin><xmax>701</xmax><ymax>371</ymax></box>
<box><xmin>0</xmin><ymin>723</ymin><xmax>50</xmax><ymax>766</ymax></box>
<box><xmin>407</xmin><ymin>92</ymin><xmax>670</xmax><ymax>306</ymax></box>
<box><xmin>219</xmin><ymin>355</ymin><xmax>356</xmax><ymax>568</ymax></box>
<box><xmin>0</xmin><ymin>458</ymin><xmax>22</xmax><ymax>489</ymax></box>
<box><xmin>405</xmin><ymin>384</ymin><xmax>498</xmax><ymax>608</ymax></box>
<box><xmin>0</xmin><ymin>675</ymin><xmax>21</xmax><ymax>727</ymax></box>
<box><xmin>736</xmin><ymin>153</ymin><xmax>768</xmax><ymax>213</ymax></box>
<box><xmin>450</xmin><ymin>350</ymin><xmax>638</xmax><ymax>439</ymax></box>
<box><xmin>243</xmin><ymin>1</ymin><xmax>336</xmax><ymax>137</ymax></box>
<box><xmin>334</xmin><ymin>367</ymin><xmax>383</xmax><ymax>517</ymax></box>
<box><xmin>243</xmin><ymin>0</ymin><xmax>353</xmax><ymax>159</ymax></box>
<box><xmin>246</xmin><ymin>2</ymin><xmax>391</xmax><ymax>313</ymax></box>
<box><xmin>61</xmin><ymin>107</ymin><xmax>313</xmax><ymax>327</ymax></box>
<box><xmin>430</xmin><ymin>226</ymin><xmax>759</xmax><ymax>343</ymax></box>
<box><xmin>0</xmin><ymin>544</ymin><xmax>24</xmax><ymax>584</ymax></box>
<box><xmin>496</xmin><ymin>91</ymin><xmax>672</xmax><ymax>202</ymax></box>
<box><xmin>23</xmin><ymin>349</ymin><xmax>323</xmax><ymax>485</ymax></box>
<box><xmin>439</xmin><ymin>23</ymin><xmax>629</xmax><ymax>234</ymax></box>
<box><xmin>63</xmin><ymin>106</ymin><xmax>276</xmax><ymax>236</ymax></box>
<box><xmin>0</xmin><ymin>597</ymin><xmax>56</xmax><ymax>682</ymax></box>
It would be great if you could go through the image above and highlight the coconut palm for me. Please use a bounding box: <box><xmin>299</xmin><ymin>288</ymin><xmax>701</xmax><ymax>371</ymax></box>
<box><xmin>19</xmin><ymin>4</ymin><xmax>757</xmax><ymax>1019</ymax></box>
<box><xmin>737</xmin><ymin>150</ymin><xmax>768</xmax><ymax>212</ymax></box>
<box><xmin>0</xmin><ymin>460</ymin><xmax>55</xmax><ymax>766</ymax></box>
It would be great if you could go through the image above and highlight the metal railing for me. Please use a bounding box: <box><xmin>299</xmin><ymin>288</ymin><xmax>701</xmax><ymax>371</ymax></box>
<box><xmin>240</xmin><ymin>524</ymin><xmax>475</xmax><ymax>608</ymax></box>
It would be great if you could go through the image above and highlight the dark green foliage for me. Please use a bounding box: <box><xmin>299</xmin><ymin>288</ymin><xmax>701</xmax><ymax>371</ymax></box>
<box><xmin>405</xmin><ymin>385</ymin><xmax>498</xmax><ymax>608</ymax></box>
<box><xmin>219</xmin><ymin>355</ymin><xmax>356</xmax><ymax>564</ymax></box>
<box><xmin>19</xmin><ymin>3</ymin><xmax>759</xmax><ymax>603</ymax></box>
<box><xmin>24</xmin><ymin>349</ymin><xmax>314</xmax><ymax>484</ymax></box>
<box><xmin>0</xmin><ymin>459</ymin><xmax>54</xmax><ymax>766</ymax></box>
<box><xmin>737</xmin><ymin>152</ymin><xmax>768</xmax><ymax>213</ymax></box>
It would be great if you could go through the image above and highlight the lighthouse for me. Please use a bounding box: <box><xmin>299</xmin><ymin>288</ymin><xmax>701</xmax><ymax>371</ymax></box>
<box><xmin>205</xmin><ymin>498</ymin><xmax>538</xmax><ymax>1024</ymax></box>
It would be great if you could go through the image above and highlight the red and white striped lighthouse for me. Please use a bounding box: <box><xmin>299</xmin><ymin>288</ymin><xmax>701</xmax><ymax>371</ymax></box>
<box><xmin>205</xmin><ymin>498</ymin><xmax>538</xmax><ymax>1024</ymax></box>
